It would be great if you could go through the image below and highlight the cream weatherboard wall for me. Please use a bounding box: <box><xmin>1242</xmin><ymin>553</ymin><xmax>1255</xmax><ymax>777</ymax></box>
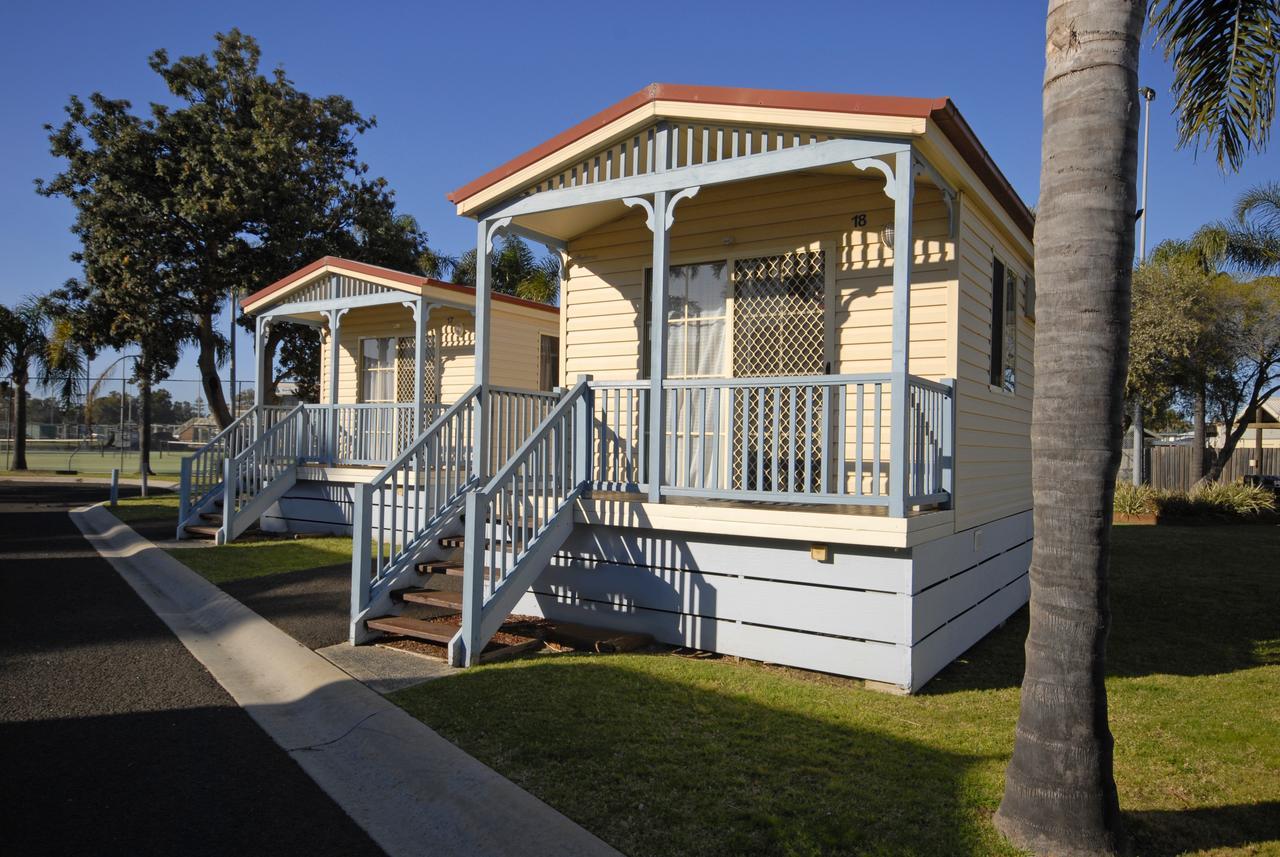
<box><xmin>561</xmin><ymin>171</ymin><xmax>956</xmax><ymax>383</ymax></box>
<box><xmin>952</xmin><ymin>197</ymin><xmax>1036</xmax><ymax>532</ymax></box>
<box><xmin>319</xmin><ymin>302</ymin><xmax>559</xmax><ymax>405</ymax></box>
<box><xmin>561</xmin><ymin>170</ymin><xmax>959</xmax><ymax>497</ymax></box>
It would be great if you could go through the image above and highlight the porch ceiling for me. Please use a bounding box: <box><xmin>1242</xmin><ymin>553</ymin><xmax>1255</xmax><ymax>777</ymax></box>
<box><xmin>511</xmin><ymin>161</ymin><xmax>904</xmax><ymax>244</ymax></box>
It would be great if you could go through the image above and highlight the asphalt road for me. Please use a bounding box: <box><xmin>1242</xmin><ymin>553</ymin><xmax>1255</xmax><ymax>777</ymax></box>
<box><xmin>0</xmin><ymin>482</ymin><xmax>387</xmax><ymax>857</ymax></box>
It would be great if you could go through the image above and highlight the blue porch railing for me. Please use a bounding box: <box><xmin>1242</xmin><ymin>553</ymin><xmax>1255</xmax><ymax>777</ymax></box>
<box><xmin>589</xmin><ymin>373</ymin><xmax>954</xmax><ymax>509</ymax></box>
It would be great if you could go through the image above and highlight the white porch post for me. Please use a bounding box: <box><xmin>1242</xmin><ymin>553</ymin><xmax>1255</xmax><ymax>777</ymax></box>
<box><xmin>647</xmin><ymin>190</ymin><xmax>670</xmax><ymax>503</ymax></box>
<box><xmin>472</xmin><ymin>218</ymin><xmax>496</xmax><ymax>479</ymax></box>
<box><xmin>623</xmin><ymin>184</ymin><xmax>700</xmax><ymax>504</ymax></box>
<box><xmin>413</xmin><ymin>298</ymin><xmax>428</xmax><ymax>436</ymax></box>
<box><xmin>327</xmin><ymin>308</ymin><xmax>345</xmax><ymax>466</ymax></box>
<box><xmin>253</xmin><ymin>316</ymin><xmax>271</xmax><ymax>408</ymax></box>
<box><xmin>888</xmin><ymin>148</ymin><xmax>915</xmax><ymax>517</ymax></box>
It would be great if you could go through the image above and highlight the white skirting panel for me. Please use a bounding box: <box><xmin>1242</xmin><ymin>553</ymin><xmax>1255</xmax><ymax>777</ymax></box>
<box><xmin>511</xmin><ymin>509</ymin><xmax>1032</xmax><ymax>692</ymax></box>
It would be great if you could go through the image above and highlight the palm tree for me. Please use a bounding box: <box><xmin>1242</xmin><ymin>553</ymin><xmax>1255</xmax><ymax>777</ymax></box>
<box><xmin>993</xmin><ymin>1</ymin><xmax>1277</xmax><ymax>855</ymax></box>
<box><xmin>452</xmin><ymin>235</ymin><xmax>561</xmax><ymax>304</ymax></box>
<box><xmin>0</xmin><ymin>297</ymin><xmax>81</xmax><ymax>471</ymax></box>
<box><xmin>1193</xmin><ymin>180</ymin><xmax>1280</xmax><ymax>275</ymax></box>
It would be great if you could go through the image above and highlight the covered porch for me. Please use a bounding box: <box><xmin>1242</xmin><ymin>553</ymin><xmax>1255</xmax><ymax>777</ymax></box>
<box><xmin>247</xmin><ymin>261</ymin><xmax>482</xmax><ymax>468</ymax></box>
<box><xmin>456</xmin><ymin>105</ymin><xmax>959</xmax><ymax>517</ymax></box>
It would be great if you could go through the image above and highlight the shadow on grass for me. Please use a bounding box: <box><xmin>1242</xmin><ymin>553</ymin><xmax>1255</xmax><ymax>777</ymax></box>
<box><xmin>396</xmin><ymin>656</ymin><xmax>1006</xmax><ymax>857</ymax></box>
<box><xmin>922</xmin><ymin>525</ymin><xmax>1279</xmax><ymax>694</ymax></box>
<box><xmin>1126</xmin><ymin>801</ymin><xmax>1280</xmax><ymax>857</ymax></box>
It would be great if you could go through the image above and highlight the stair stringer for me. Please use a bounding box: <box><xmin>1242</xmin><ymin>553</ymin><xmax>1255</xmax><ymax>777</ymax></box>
<box><xmin>176</xmin><ymin>487</ymin><xmax>223</xmax><ymax>540</ymax></box>
<box><xmin>448</xmin><ymin>495</ymin><xmax>579</xmax><ymax>666</ymax></box>
<box><xmin>350</xmin><ymin>501</ymin><xmax>465</xmax><ymax>644</ymax></box>
<box><xmin>219</xmin><ymin>466</ymin><xmax>298</xmax><ymax>544</ymax></box>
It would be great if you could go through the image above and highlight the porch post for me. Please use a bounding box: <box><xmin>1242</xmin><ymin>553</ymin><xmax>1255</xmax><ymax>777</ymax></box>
<box><xmin>888</xmin><ymin>148</ymin><xmax>915</xmax><ymax>516</ymax></box>
<box><xmin>647</xmin><ymin>190</ymin><xmax>670</xmax><ymax>503</ymax></box>
<box><xmin>327</xmin><ymin>308</ymin><xmax>345</xmax><ymax>466</ymax></box>
<box><xmin>413</xmin><ymin>298</ymin><xmax>427</xmax><ymax>436</ymax></box>
<box><xmin>253</xmin><ymin>316</ymin><xmax>271</xmax><ymax>408</ymax></box>
<box><xmin>473</xmin><ymin>218</ymin><xmax>495</xmax><ymax>479</ymax></box>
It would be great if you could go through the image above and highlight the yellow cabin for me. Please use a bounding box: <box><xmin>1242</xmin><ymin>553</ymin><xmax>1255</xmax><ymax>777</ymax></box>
<box><xmin>179</xmin><ymin>85</ymin><xmax>1036</xmax><ymax>692</ymax></box>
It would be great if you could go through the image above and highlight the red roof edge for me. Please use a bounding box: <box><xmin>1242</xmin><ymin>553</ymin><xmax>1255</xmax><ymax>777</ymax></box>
<box><xmin>240</xmin><ymin>256</ymin><xmax>559</xmax><ymax>315</ymax></box>
<box><xmin>446</xmin><ymin>83</ymin><xmax>1034</xmax><ymax>242</ymax></box>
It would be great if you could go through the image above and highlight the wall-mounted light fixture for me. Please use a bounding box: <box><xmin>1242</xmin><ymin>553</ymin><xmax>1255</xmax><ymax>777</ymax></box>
<box><xmin>880</xmin><ymin>224</ymin><xmax>895</xmax><ymax>250</ymax></box>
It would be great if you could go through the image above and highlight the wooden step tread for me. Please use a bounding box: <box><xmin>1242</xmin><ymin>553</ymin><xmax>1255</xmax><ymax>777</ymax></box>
<box><xmin>396</xmin><ymin>588</ymin><xmax>463</xmax><ymax>609</ymax></box>
<box><xmin>200</xmin><ymin>513</ymin><xmax>223</xmax><ymax>523</ymax></box>
<box><xmin>417</xmin><ymin>561</ymin><xmax>464</xmax><ymax>576</ymax></box>
<box><xmin>365</xmin><ymin>615</ymin><xmax>459</xmax><ymax>644</ymax></box>
<box><xmin>183</xmin><ymin>524</ymin><xmax>220</xmax><ymax>538</ymax></box>
<box><xmin>437</xmin><ymin>535</ymin><xmax>464</xmax><ymax>549</ymax></box>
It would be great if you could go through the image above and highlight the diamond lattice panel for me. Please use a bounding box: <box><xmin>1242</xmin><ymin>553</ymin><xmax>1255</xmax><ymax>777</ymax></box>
<box><xmin>731</xmin><ymin>251</ymin><xmax>826</xmax><ymax>491</ymax></box>
<box><xmin>732</xmin><ymin>251</ymin><xmax>825</xmax><ymax>378</ymax></box>
<box><xmin>395</xmin><ymin>337</ymin><xmax>415</xmax><ymax>403</ymax></box>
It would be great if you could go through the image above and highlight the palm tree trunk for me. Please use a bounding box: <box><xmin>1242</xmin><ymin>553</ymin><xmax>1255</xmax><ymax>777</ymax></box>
<box><xmin>196</xmin><ymin>312</ymin><xmax>233</xmax><ymax>430</ymax></box>
<box><xmin>992</xmin><ymin>1</ymin><xmax>1142</xmax><ymax>854</ymax></box>
<box><xmin>13</xmin><ymin>373</ymin><xmax>28</xmax><ymax>471</ymax></box>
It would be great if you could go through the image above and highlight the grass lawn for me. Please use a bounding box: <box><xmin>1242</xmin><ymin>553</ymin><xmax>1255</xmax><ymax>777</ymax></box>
<box><xmin>109</xmin><ymin>493</ymin><xmax>180</xmax><ymax>525</ymax></box>
<box><xmin>1</xmin><ymin>446</ymin><xmax>185</xmax><ymax>477</ymax></box>
<box><xmin>391</xmin><ymin>525</ymin><xmax>1280</xmax><ymax>857</ymax></box>
<box><xmin>166</xmin><ymin>535</ymin><xmax>356</xmax><ymax>585</ymax></box>
<box><xmin>107</xmin><ymin>494</ymin><xmax>356</xmax><ymax>585</ymax></box>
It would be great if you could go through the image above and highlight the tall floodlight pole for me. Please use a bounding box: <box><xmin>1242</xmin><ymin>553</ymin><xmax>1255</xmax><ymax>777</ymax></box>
<box><xmin>1132</xmin><ymin>85</ymin><xmax>1156</xmax><ymax>486</ymax></box>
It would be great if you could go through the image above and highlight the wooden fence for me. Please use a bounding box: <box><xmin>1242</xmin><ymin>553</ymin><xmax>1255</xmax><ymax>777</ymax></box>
<box><xmin>1147</xmin><ymin>445</ymin><xmax>1280</xmax><ymax>492</ymax></box>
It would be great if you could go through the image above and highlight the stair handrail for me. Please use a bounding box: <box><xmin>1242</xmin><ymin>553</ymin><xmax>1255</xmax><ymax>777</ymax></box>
<box><xmin>351</xmin><ymin>385</ymin><xmax>483</xmax><ymax>618</ymax></box>
<box><xmin>219</xmin><ymin>404</ymin><xmax>306</xmax><ymax>542</ymax></box>
<box><xmin>178</xmin><ymin>404</ymin><xmax>271</xmax><ymax>529</ymax></box>
<box><xmin>455</xmin><ymin>377</ymin><xmax>594</xmax><ymax>665</ymax></box>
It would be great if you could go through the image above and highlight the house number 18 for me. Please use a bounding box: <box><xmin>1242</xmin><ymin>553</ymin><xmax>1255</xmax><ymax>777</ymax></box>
<box><xmin>851</xmin><ymin>213</ymin><xmax>867</xmax><ymax>227</ymax></box>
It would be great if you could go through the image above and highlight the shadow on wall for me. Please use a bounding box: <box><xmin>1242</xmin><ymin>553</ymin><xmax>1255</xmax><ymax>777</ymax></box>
<box><xmin>532</xmin><ymin>528</ymin><xmax>720</xmax><ymax>655</ymax></box>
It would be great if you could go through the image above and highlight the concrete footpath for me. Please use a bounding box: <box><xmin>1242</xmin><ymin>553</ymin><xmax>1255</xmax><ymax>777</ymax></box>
<box><xmin>72</xmin><ymin>502</ymin><xmax>621</xmax><ymax>857</ymax></box>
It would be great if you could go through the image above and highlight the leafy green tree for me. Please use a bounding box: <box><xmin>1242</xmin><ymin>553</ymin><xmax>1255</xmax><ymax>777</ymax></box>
<box><xmin>453</xmin><ymin>235</ymin><xmax>561</xmax><ymax>304</ymax></box>
<box><xmin>38</xmin><ymin>30</ymin><xmax>437</xmax><ymax>427</ymax></box>
<box><xmin>1202</xmin><ymin>275</ymin><xmax>1280</xmax><ymax>478</ymax></box>
<box><xmin>994</xmin><ymin>1</ymin><xmax>1277</xmax><ymax>854</ymax></box>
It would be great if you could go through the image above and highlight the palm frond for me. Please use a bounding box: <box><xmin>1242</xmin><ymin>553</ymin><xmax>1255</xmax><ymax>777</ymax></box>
<box><xmin>1149</xmin><ymin>0</ymin><xmax>1280</xmax><ymax>172</ymax></box>
<box><xmin>1233</xmin><ymin>179</ymin><xmax>1280</xmax><ymax>230</ymax></box>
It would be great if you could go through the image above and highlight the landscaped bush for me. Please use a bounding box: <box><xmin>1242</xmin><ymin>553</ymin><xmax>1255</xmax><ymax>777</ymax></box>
<box><xmin>1185</xmin><ymin>482</ymin><xmax>1277</xmax><ymax>516</ymax></box>
<box><xmin>1114</xmin><ymin>482</ymin><xmax>1158</xmax><ymax>516</ymax></box>
<box><xmin>1114</xmin><ymin>481</ymin><xmax>1276</xmax><ymax>521</ymax></box>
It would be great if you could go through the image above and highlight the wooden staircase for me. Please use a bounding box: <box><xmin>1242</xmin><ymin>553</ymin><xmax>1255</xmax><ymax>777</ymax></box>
<box><xmin>181</xmin><ymin>500</ymin><xmax>260</xmax><ymax>541</ymax></box>
<box><xmin>363</xmin><ymin>530</ymin><xmax>543</xmax><ymax>663</ymax></box>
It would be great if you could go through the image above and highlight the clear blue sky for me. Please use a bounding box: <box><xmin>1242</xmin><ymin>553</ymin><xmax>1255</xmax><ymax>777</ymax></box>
<box><xmin>2</xmin><ymin>0</ymin><xmax>1275</xmax><ymax>399</ymax></box>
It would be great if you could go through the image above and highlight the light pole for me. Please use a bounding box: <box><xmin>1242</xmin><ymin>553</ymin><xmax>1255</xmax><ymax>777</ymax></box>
<box><xmin>1132</xmin><ymin>85</ymin><xmax>1156</xmax><ymax>486</ymax></box>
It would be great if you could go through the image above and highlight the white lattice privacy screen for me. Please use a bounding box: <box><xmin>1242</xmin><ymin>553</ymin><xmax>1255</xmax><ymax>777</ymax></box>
<box><xmin>731</xmin><ymin>250</ymin><xmax>825</xmax><ymax>378</ymax></box>
<box><xmin>731</xmin><ymin>250</ymin><xmax>827</xmax><ymax>491</ymax></box>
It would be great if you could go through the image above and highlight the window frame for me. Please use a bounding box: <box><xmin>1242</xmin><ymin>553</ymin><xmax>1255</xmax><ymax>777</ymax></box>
<box><xmin>640</xmin><ymin>244</ymin><xmax>833</xmax><ymax>381</ymax></box>
<box><xmin>358</xmin><ymin>336</ymin><xmax>398</xmax><ymax>404</ymax></box>
<box><xmin>988</xmin><ymin>257</ymin><xmax>1019</xmax><ymax>393</ymax></box>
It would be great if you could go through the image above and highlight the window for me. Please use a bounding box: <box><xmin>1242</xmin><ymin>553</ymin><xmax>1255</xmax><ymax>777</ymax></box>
<box><xmin>989</xmin><ymin>258</ymin><xmax>1018</xmax><ymax>392</ymax></box>
<box><xmin>539</xmin><ymin>335</ymin><xmax>560</xmax><ymax>391</ymax></box>
<box><xmin>360</xmin><ymin>337</ymin><xmax>397</xmax><ymax>403</ymax></box>
<box><xmin>732</xmin><ymin>250</ymin><xmax>826</xmax><ymax>378</ymax></box>
<box><xmin>642</xmin><ymin>261</ymin><xmax>729</xmax><ymax>379</ymax></box>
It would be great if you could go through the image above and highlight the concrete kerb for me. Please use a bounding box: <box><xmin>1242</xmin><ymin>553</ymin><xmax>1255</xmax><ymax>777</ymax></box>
<box><xmin>71</xmin><ymin>503</ymin><xmax>622</xmax><ymax>857</ymax></box>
